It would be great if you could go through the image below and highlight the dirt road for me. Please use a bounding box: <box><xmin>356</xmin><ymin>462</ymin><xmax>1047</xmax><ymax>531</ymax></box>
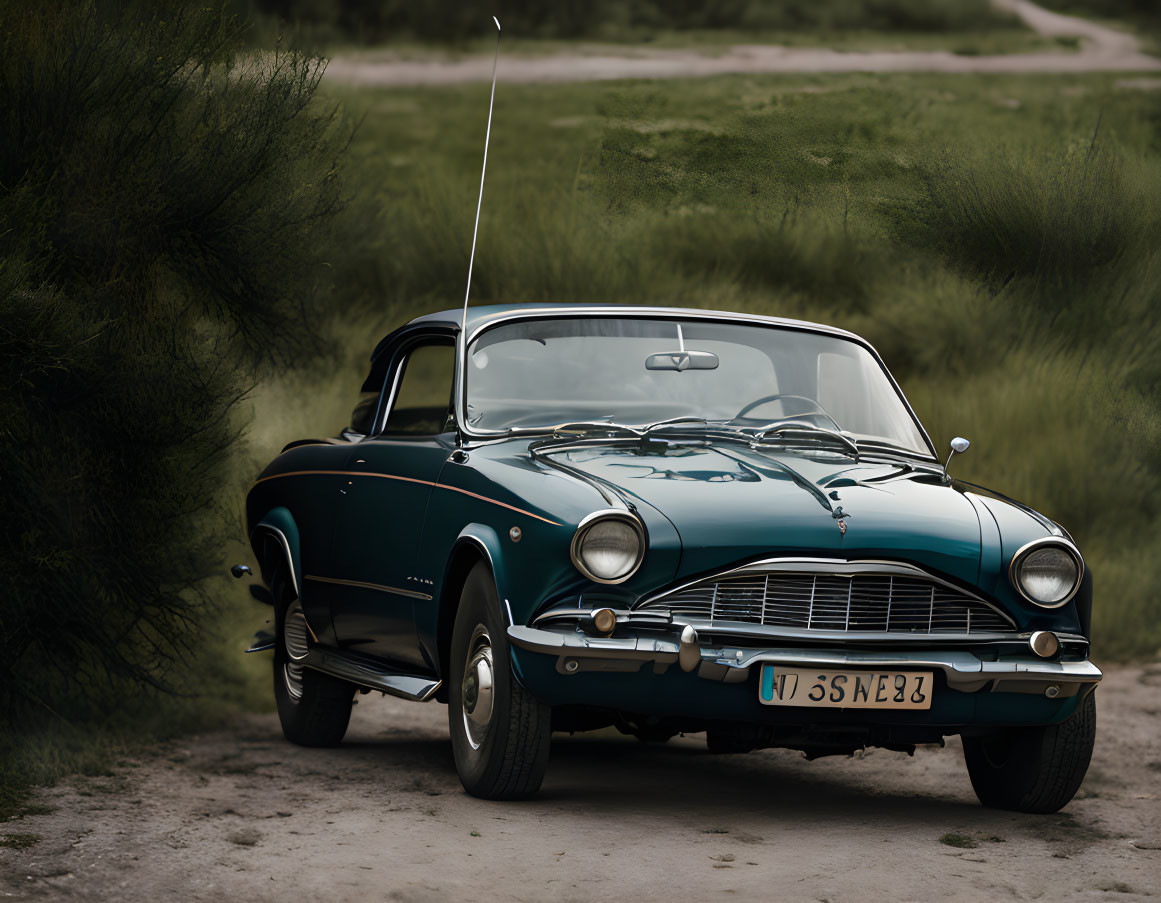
<box><xmin>324</xmin><ymin>0</ymin><xmax>1159</xmax><ymax>87</ymax></box>
<box><xmin>2</xmin><ymin>665</ymin><xmax>1158</xmax><ymax>902</ymax></box>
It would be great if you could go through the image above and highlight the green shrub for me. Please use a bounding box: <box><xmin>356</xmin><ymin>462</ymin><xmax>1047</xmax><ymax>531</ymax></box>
<box><xmin>896</xmin><ymin>142</ymin><xmax>1150</xmax><ymax>289</ymax></box>
<box><xmin>0</xmin><ymin>2</ymin><xmax>345</xmax><ymax>729</ymax></box>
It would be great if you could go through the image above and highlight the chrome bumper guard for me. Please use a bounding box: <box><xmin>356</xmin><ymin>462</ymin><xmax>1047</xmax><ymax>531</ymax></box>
<box><xmin>507</xmin><ymin>624</ymin><xmax>1103</xmax><ymax>698</ymax></box>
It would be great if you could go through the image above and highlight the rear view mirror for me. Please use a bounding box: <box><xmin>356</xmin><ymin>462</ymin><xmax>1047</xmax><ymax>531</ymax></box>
<box><xmin>645</xmin><ymin>350</ymin><xmax>719</xmax><ymax>372</ymax></box>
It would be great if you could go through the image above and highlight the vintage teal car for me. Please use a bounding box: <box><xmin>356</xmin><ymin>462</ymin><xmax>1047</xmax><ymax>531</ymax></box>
<box><xmin>241</xmin><ymin>303</ymin><xmax>1100</xmax><ymax>810</ymax></box>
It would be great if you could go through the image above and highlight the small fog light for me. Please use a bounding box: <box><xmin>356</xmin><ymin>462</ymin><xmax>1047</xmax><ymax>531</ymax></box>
<box><xmin>1029</xmin><ymin>630</ymin><xmax>1060</xmax><ymax>659</ymax></box>
<box><xmin>591</xmin><ymin>608</ymin><xmax>617</xmax><ymax>636</ymax></box>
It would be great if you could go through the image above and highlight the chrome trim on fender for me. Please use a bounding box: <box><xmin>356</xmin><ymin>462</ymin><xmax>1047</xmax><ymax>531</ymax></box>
<box><xmin>252</xmin><ymin>525</ymin><xmax>299</xmax><ymax>597</ymax></box>
<box><xmin>1008</xmin><ymin>537</ymin><xmax>1085</xmax><ymax>609</ymax></box>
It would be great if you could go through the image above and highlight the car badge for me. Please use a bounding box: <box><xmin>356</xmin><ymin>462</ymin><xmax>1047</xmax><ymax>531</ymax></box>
<box><xmin>832</xmin><ymin>506</ymin><xmax>850</xmax><ymax>536</ymax></box>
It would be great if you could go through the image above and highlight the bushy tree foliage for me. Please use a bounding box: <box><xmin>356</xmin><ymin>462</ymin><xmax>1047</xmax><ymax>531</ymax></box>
<box><xmin>0</xmin><ymin>2</ymin><xmax>344</xmax><ymax>722</ymax></box>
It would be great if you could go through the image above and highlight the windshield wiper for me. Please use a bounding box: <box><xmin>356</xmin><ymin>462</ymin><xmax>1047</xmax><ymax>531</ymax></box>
<box><xmin>640</xmin><ymin>416</ymin><xmax>709</xmax><ymax>435</ymax></box>
<box><xmin>749</xmin><ymin>420</ymin><xmax>860</xmax><ymax>458</ymax></box>
<box><xmin>853</xmin><ymin>438</ymin><xmax>938</xmax><ymax>465</ymax></box>
<box><xmin>550</xmin><ymin>421</ymin><xmax>644</xmax><ymax>438</ymax></box>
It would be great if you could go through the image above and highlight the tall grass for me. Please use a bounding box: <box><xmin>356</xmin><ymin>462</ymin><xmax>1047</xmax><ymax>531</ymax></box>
<box><xmin>899</xmin><ymin>142</ymin><xmax>1151</xmax><ymax>289</ymax></box>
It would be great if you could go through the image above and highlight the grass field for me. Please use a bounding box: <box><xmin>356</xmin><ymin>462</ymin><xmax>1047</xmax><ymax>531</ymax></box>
<box><xmin>240</xmin><ymin>70</ymin><xmax>1161</xmax><ymax>663</ymax></box>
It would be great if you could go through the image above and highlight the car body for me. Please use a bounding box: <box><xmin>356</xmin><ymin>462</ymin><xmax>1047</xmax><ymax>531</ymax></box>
<box><xmin>242</xmin><ymin>303</ymin><xmax>1100</xmax><ymax>810</ymax></box>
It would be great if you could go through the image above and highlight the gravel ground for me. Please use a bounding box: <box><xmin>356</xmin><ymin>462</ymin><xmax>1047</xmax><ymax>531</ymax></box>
<box><xmin>324</xmin><ymin>0</ymin><xmax>1160</xmax><ymax>86</ymax></box>
<box><xmin>2</xmin><ymin>664</ymin><xmax>1158</xmax><ymax>902</ymax></box>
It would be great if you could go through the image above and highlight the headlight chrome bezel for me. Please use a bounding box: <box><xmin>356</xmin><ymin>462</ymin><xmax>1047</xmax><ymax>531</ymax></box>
<box><xmin>570</xmin><ymin>510</ymin><xmax>646</xmax><ymax>585</ymax></box>
<box><xmin>1008</xmin><ymin>537</ymin><xmax>1084</xmax><ymax>608</ymax></box>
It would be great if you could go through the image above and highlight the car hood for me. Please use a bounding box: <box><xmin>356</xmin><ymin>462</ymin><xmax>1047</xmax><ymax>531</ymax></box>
<box><xmin>552</xmin><ymin>443</ymin><xmax>983</xmax><ymax>585</ymax></box>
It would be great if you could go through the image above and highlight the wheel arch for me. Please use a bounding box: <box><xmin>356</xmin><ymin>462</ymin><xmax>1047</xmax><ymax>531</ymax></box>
<box><xmin>250</xmin><ymin>507</ymin><xmax>302</xmax><ymax>598</ymax></box>
<box><xmin>435</xmin><ymin>525</ymin><xmax>511</xmax><ymax>698</ymax></box>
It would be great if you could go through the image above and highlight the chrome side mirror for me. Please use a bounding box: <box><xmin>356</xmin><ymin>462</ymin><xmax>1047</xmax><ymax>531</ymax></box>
<box><xmin>944</xmin><ymin>436</ymin><xmax>970</xmax><ymax>482</ymax></box>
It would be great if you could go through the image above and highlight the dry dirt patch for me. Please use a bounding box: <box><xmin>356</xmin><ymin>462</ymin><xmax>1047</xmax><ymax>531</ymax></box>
<box><xmin>1</xmin><ymin>666</ymin><xmax>1158</xmax><ymax>901</ymax></box>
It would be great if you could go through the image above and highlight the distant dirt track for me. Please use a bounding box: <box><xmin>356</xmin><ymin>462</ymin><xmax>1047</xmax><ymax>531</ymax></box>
<box><xmin>2</xmin><ymin>665</ymin><xmax>1159</xmax><ymax>901</ymax></box>
<box><xmin>324</xmin><ymin>0</ymin><xmax>1160</xmax><ymax>87</ymax></box>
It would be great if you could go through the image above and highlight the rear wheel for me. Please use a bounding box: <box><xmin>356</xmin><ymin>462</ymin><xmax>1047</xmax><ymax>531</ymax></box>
<box><xmin>272</xmin><ymin>566</ymin><xmax>354</xmax><ymax>747</ymax></box>
<box><xmin>448</xmin><ymin>562</ymin><xmax>551</xmax><ymax>799</ymax></box>
<box><xmin>962</xmin><ymin>692</ymin><xmax>1096</xmax><ymax>813</ymax></box>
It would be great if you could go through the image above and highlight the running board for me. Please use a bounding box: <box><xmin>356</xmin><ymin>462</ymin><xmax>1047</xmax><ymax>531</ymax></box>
<box><xmin>303</xmin><ymin>646</ymin><xmax>441</xmax><ymax>702</ymax></box>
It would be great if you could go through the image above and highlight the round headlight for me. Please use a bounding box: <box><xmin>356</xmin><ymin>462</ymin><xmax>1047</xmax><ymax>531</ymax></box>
<box><xmin>1011</xmin><ymin>541</ymin><xmax>1082</xmax><ymax>607</ymax></box>
<box><xmin>571</xmin><ymin>513</ymin><xmax>645</xmax><ymax>584</ymax></box>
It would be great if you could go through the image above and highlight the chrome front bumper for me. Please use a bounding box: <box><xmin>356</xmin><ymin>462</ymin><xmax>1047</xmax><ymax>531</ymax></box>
<box><xmin>507</xmin><ymin>624</ymin><xmax>1103</xmax><ymax>698</ymax></box>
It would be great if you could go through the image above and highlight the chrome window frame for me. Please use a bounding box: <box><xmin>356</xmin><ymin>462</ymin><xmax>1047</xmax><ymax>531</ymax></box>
<box><xmin>372</xmin><ymin>333</ymin><xmax>457</xmax><ymax>438</ymax></box>
<box><xmin>453</xmin><ymin>307</ymin><xmax>937</xmax><ymax>460</ymax></box>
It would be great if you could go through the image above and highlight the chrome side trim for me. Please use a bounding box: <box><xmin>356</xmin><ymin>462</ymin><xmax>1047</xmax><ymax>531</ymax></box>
<box><xmin>303</xmin><ymin>646</ymin><xmax>442</xmax><ymax>701</ymax></box>
<box><xmin>253</xmin><ymin>525</ymin><xmax>298</xmax><ymax>597</ymax></box>
<box><xmin>305</xmin><ymin>574</ymin><xmax>433</xmax><ymax>602</ymax></box>
<box><xmin>636</xmin><ymin>557</ymin><xmax>1015</xmax><ymax>628</ymax></box>
<box><xmin>252</xmin><ymin>469</ymin><xmax>562</xmax><ymax>526</ymax></box>
<box><xmin>1008</xmin><ymin>537</ymin><xmax>1085</xmax><ymax>609</ymax></box>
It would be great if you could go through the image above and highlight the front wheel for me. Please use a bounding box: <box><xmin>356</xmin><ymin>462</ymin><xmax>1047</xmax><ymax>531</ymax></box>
<box><xmin>962</xmin><ymin>691</ymin><xmax>1096</xmax><ymax>813</ymax></box>
<box><xmin>448</xmin><ymin>562</ymin><xmax>552</xmax><ymax>799</ymax></box>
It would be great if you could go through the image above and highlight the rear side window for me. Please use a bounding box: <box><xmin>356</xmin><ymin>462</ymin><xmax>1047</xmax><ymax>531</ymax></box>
<box><xmin>383</xmin><ymin>343</ymin><xmax>455</xmax><ymax>436</ymax></box>
<box><xmin>349</xmin><ymin>392</ymin><xmax>378</xmax><ymax>435</ymax></box>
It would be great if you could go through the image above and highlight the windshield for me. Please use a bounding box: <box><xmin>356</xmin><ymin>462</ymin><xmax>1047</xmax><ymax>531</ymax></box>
<box><xmin>465</xmin><ymin>317</ymin><xmax>930</xmax><ymax>455</ymax></box>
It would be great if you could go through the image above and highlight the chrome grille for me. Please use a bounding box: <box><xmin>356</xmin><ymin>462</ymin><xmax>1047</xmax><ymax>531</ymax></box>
<box><xmin>637</xmin><ymin>567</ymin><xmax>1013</xmax><ymax>635</ymax></box>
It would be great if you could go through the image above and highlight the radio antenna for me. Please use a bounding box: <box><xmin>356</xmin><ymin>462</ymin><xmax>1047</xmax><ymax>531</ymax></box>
<box><xmin>462</xmin><ymin>15</ymin><xmax>502</xmax><ymax>337</ymax></box>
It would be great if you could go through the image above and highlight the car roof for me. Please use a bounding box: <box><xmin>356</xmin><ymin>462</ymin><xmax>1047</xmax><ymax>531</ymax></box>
<box><xmin>404</xmin><ymin>302</ymin><xmax>865</xmax><ymax>344</ymax></box>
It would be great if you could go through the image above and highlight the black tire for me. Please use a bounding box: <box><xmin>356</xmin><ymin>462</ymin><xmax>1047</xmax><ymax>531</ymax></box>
<box><xmin>448</xmin><ymin>562</ymin><xmax>552</xmax><ymax>800</ymax></box>
<box><xmin>272</xmin><ymin>565</ymin><xmax>354</xmax><ymax>747</ymax></box>
<box><xmin>962</xmin><ymin>691</ymin><xmax>1096</xmax><ymax>814</ymax></box>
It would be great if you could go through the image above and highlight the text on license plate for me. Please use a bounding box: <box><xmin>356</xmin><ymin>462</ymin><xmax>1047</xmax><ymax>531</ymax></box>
<box><xmin>758</xmin><ymin>666</ymin><xmax>933</xmax><ymax>710</ymax></box>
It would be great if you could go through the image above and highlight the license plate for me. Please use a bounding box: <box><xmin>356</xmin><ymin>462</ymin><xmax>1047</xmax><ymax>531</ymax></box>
<box><xmin>758</xmin><ymin>666</ymin><xmax>933</xmax><ymax>710</ymax></box>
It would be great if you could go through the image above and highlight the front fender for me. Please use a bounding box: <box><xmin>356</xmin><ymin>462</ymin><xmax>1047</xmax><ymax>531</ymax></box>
<box><xmin>449</xmin><ymin>523</ymin><xmax>513</xmax><ymax>624</ymax></box>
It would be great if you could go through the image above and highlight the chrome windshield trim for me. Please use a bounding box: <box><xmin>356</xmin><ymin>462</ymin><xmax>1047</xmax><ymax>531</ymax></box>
<box><xmin>454</xmin><ymin>308</ymin><xmax>937</xmax><ymax>459</ymax></box>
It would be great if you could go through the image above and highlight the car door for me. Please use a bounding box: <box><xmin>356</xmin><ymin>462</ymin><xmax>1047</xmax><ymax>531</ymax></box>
<box><xmin>326</xmin><ymin>336</ymin><xmax>457</xmax><ymax>669</ymax></box>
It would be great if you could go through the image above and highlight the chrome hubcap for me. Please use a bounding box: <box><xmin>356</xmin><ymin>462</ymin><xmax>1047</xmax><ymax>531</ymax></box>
<box><xmin>461</xmin><ymin>627</ymin><xmax>494</xmax><ymax>750</ymax></box>
<box><xmin>282</xmin><ymin>600</ymin><xmax>309</xmax><ymax>702</ymax></box>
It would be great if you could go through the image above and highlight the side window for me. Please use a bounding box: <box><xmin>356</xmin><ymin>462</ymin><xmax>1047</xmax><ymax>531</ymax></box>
<box><xmin>382</xmin><ymin>343</ymin><xmax>455</xmax><ymax>436</ymax></box>
<box><xmin>349</xmin><ymin>392</ymin><xmax>378</xmax><ymax>436</ymax></box>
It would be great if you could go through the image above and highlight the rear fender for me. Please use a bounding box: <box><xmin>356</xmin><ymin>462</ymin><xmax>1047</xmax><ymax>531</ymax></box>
<box><xmin>250</xmin><ymin>507</ymin><xmax>301</xmax><ymax>598</ymax></box>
